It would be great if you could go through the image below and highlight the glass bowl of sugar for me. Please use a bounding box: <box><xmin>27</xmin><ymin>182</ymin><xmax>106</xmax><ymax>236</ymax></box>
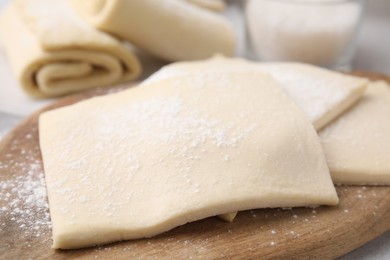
<box><xmin>245</xmin><ymin>0</ymin><xmax>365</xmax><ymax>71</ymax></box>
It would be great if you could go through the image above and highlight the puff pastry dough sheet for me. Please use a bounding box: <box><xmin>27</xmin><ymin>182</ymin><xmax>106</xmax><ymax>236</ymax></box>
<box><xmin>40</xmin><ymin>73</ymin><xmax>337</xmax><ymax>249</ymax></box>
<box><xmin>145</xmin><ymin>56</ymin><xmax>368</xmax><ymax>131</ymax></box>
<box><xmin>320</xmin><ymin>81</ymin><xmax>390</xmax><ymax>185</ymax></box>
<box><xmin>0</xmin><ymin>0</ymin><xmax>141</xmax><ymax>98</ymax></box>
<box><xmin>70</xmin><ymin>0</ymin><xmax>235</xmax><ymax>61</ymax></box>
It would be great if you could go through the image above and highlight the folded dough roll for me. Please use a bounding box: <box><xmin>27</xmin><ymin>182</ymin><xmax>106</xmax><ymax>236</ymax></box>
<box><xmin>0</xmin><ymin>0</ymin><xmax>141</xmax><ymax>98</ymax></box>
<box><xmin>71</xmin><ymin>0</ymin><xmax>235</xmax><ymax>61</ymax></box>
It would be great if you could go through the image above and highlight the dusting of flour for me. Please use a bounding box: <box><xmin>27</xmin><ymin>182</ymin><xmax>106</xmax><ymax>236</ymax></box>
<box><xmin>0</xmin><ymin>134</ymin><xmax>51</xmax><ymax>240</ymax></box>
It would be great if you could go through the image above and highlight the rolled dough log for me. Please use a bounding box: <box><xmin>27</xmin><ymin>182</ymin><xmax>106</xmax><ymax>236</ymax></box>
<box><xmin>40</xmin><ymin>73</ymin><xmax>338</xmax><ymax>249</ymax></box>
<box><xmin>70</xmin><ymin>0</ymin><xmax>236</xmax><ymax>62</ymax></box>
<box><xmin>320</xmin><ymin>81</ymin><xmax>390</xmax><ymax>185</ymax></box>
<box><xmin>0</xmin><ymin>0</ymin><xmax>141</xmax><ymax>98</ymax></box>
<box><xmin>145</xmin><ymin>56</ymin><xmax>368</xmax><ymax>131</ymax></box>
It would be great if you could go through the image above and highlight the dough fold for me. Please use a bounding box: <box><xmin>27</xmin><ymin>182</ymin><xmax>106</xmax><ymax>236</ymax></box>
<box><xmin>320</xmin><ymin>81</ymin><xmax>390</xmax><ymax>185</ymax></box>
<box><xmin>70</xmin><ymin>0</ymin><xmax>236</xmax><ymax>62</ymax></box>
<box><xmin>145</xmin><ymin>56</ymin><xmax>368</xmax><ymax>131</ymax></box>
<box><xmin>40</xmin><ymin>73</ymin><xmax>338</xmax><ymax>249</ymax></box>
<box><xmin>0</xmin><ymin>0</ymin><xmax>141</xmax><ymax>98</ymax></box>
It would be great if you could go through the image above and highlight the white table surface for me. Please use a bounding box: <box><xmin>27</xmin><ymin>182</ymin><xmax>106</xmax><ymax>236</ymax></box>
<box><xmin>0</xmin><ymin>0</ymin><xmax>389</xmax><ymax>259</ymax></box>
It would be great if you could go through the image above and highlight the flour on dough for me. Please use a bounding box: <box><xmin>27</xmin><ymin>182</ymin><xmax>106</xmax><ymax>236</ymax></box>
<box><xmin>40</xmin><ymin>73</ymin><xmax>338</xmax><ymax>249</ymax></box>
<box><xmin>145</xmin><ymin>56</ymin><xmax>368</xmax><ymax>130</ymax></box>
<box><xmin>145</xmin><ymin>56</ymin><xmax>367</xmax><ymax>222</ymax></box>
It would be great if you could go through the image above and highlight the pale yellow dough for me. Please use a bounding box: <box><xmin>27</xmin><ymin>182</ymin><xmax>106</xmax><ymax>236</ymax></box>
<box><xmin>320</xmin><ymin>81</ymin><xmax>390</xmax><ymax>185</ymax></box>
<box><xmin>145</xmin><ymin>56</ymin><xmax>368</xmax><ymax>130</ymax></box>
<box><xmin>40</xmin><ymin>73</ymin><xmax>338</xmax><ymax>249</ymax></box>
<box><xmin>186</xmin><ymin>0</ymin><xmax>226</xmax><ymax>11</ymax></box>
<box><xmin>70</xmin><ymin>0</ymin><xmax>235</xmax><ymax>61</ymax></box>
<box><xmin>0</xmin><ymin>0</ymin><xmax>141</xmax><ymax>98</ymax></box>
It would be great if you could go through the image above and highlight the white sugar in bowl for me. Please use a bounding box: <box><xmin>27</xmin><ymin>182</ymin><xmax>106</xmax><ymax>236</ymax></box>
<box><xmin>245</xmin><ymin>0</ymin><xmax>365</xmax><ymax>70</ymax></box>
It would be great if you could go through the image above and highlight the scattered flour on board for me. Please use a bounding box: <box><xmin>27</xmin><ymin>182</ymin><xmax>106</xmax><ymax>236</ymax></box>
<box><xmin>0</xmin><ymin>135</ymin><xmax>51</xmax><ymax>239</ymax></box>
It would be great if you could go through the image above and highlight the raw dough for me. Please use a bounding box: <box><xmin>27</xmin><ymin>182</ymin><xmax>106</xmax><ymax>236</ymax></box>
<box><xmin>145</xmin><ymin>56</ymin><xmax>368</xmax><ymax>130</ymax></box>
<box><xmin>320</xmin><ymin>81</ymin><xmax>390</xmax><ymax>185</ymax></box>
<box><xmin>186</xmin><ymin>0</ymin><xmax>226</xmax><ymax>11</ymax></box>
<box><xmin>0</xmin><ymin>0</ymin><xmax>141</xmax><ymax>98</ymax></box>
<box><xmin>40</xmin><ymin>73</ymin><xmax>338</xmax><ymax>249</ymax></box>
<box><xmin>70</xmin><ymin>0</ymin><xmax>235</xmax><ymax>62</ymax></box>
<box><xmin>218</xmin><ymin>212</ymin><xmax>237</xmax><ymax>222</ymax></box>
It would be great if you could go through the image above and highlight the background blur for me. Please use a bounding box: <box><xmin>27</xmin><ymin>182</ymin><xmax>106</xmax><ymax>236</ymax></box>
<box><xmin>0</xmin><ymin>0</ymin><xmax>388</xmax><ymax>74</ymax></box>
<box><xmin>352</xmin><ymin>0</ymin><xmax>390</xmax><ymax>74</ymax></box>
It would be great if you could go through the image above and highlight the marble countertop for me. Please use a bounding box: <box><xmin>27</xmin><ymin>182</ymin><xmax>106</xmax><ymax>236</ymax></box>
<box><xmin>0</xmin><ymin>0</ymin><xmax>389</xmax><ymax>259</ymax></box>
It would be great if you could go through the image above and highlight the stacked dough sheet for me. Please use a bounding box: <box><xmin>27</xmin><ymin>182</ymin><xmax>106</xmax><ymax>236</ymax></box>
<box><xmin>39</xmin><ymin>56</ymin><xmax>390</xmax><ymax>249</ymax></box>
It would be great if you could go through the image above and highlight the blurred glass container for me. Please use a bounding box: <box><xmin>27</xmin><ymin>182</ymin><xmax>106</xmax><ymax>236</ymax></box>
<box><xmin>245</xmin><ymin>0</ymin><xmax>365</xmax><ymax>70</ymax></box>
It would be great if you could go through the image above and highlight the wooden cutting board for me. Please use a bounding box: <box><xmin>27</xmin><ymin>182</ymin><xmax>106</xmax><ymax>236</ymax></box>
<box><xmin>0</xmin><ymin>72</ymin><xmax>389</xmax><ymax>259</ymax></box>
